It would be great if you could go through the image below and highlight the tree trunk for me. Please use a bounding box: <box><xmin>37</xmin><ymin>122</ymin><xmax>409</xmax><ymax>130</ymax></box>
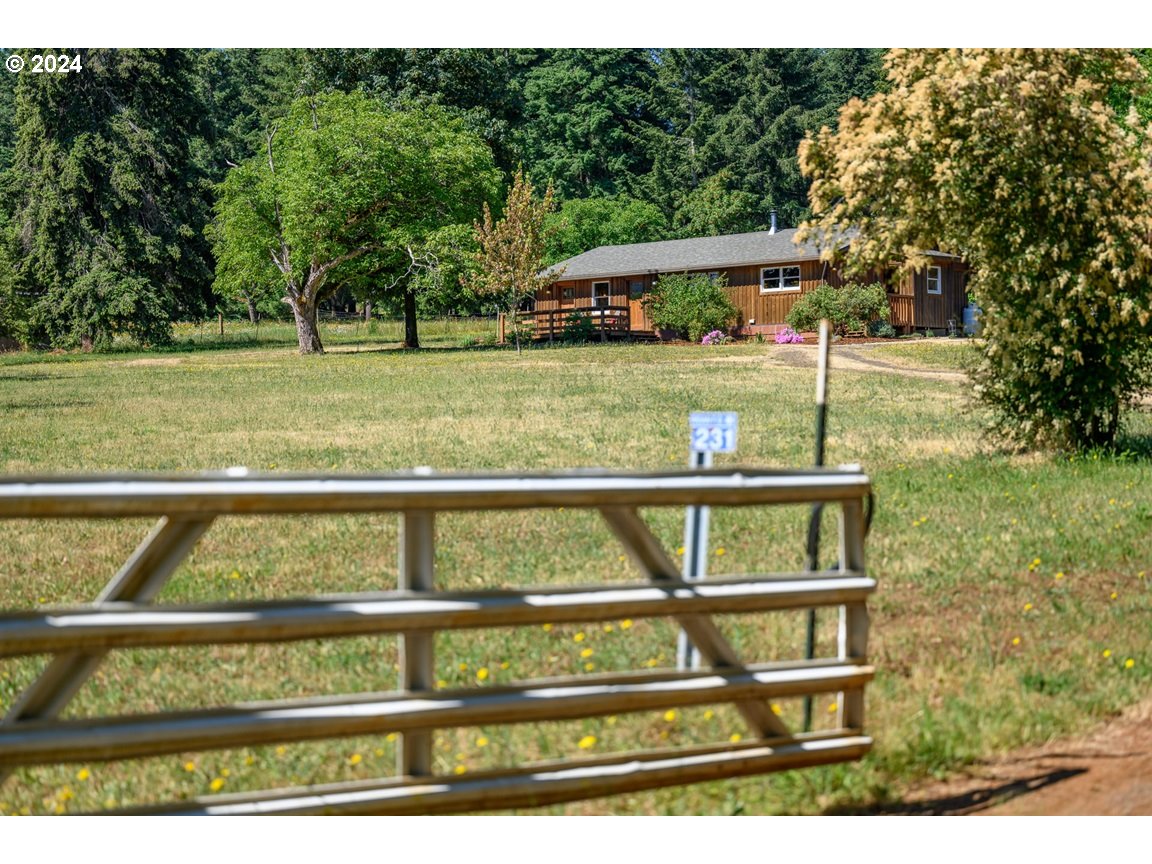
<box><xmin>290</xmin><ymin>296</ymin><xmax>324</xmax><ymax>354</ymax></box>
<box><xmin>363</xmin><ymin>300</ymin><xmax>372</xmax><ymax>323</ymax></box>
<box><xmin>245</xmin><ymin>294</ymin><xmax>259</xmax><ymax>325</ymax></box>
<box><xmin>402</xmin><ymin>289</ymin><xmax>420</xmax><ymax>349</ymax></box>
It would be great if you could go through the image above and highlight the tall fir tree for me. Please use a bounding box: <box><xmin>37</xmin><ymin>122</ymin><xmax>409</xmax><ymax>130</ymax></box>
<box><xmin>515</xmin><ymin>49</ymin><xmax>661</xmax><ymax>200</ymax></box>
<box><xmin>8</xmin><ymin>48</ymin><xmax>213</xmax><ymax>348</ymax></box>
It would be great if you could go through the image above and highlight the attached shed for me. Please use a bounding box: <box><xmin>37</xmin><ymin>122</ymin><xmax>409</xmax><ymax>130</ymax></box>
<box><xmin>536</xmin><ymin>228</ymin><xmax>967</xmax><ymax>338</ymax></box>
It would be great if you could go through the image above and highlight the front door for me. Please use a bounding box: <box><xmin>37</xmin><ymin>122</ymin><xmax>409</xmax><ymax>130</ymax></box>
<box><xmin>627</xmin><ymin>278</ymin><xmax>649</xmax><ymax>331</ymax></box>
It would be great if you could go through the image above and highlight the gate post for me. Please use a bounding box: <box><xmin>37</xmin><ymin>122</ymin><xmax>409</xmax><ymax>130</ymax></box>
<box><xmin>399</xmin><ymin>510</ymin><xmax>436</xmax><ymax>776</ymax></box>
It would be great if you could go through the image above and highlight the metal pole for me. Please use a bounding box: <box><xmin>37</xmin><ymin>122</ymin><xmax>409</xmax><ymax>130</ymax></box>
<box><xmin>803</xmin><ymin>319</ymin><xmax>831</xmax><ymax>731</ymax></box>
<box><xmin>677</xmin><ymin>450</ymin><xmax>712</xmax><ymax>671</ymax></box>
<box><xmin>398</xmin><ymin>511</ymin><xmax>435</xmax><ymax>776</ymax></box>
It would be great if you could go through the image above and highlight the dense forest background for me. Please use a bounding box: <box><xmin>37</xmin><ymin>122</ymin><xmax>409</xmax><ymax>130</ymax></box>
<box><xmin>0</xmin><ymin>48</ymin><xmax>1147</xmax><ymax>349</ymax></box>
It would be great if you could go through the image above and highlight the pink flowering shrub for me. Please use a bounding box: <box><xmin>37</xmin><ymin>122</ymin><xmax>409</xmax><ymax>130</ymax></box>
<box><xmin>775</xmin><ymin>327</ymin><xmax>804</xmax><ymax>344</ymax></box>
<box><xmin>701</xmin><ymin>330</ymin><xmax>731</xmax><ymax>345</ymax></box>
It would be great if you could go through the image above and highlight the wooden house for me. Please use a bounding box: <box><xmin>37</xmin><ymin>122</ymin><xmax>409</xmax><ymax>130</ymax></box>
<box><xmin>533</xmin><ymin>227</ymin><xmax>967</xmax><ymax>340</ymax></box>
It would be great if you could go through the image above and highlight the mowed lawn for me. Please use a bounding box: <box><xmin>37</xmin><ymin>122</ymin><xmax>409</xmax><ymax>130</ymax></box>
<box><xmin>0</xmin><ymin>334</ymin><xmax>1149</xmax><ymax>815</ymax></box>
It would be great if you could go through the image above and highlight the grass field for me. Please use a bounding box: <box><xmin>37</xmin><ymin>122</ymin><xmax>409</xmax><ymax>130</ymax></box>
<box><xmin>0</xmin><ymin>333</ymin><xmax>1149</xmax><ymax>815</ymax></box>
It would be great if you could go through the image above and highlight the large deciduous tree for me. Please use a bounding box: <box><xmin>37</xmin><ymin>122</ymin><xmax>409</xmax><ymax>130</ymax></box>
<box><xmin>799</xmin><ymin>48</ymin><xmax>1152</xmax><ymax>450</ymax></box>
<box><xmin>210</xmin><ymin>92</ymin><xmax>500</xmax><ymax>353</ymax></box>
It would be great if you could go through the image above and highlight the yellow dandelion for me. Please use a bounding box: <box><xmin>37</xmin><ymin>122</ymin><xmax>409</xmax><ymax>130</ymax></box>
<box><xmin>1055</xmin><ymin>571</ymin><xmax>1064</xmax><ymax>580</ymax></box>
<box><xmin>645</xmin><ymin>658</ymin><xmax>659</xmax><ymax>668</ymax></box>
<box><xmin>476</xmin><ymin>667</ymin><xmax>489</xmax><ymax>681</ymax></box>
<box><xmin>386</xmin><ymin>733</ymin><xmax>398</xmax><ymax>743</ymax></box>
<box><xmin>828</xmin><ymin>702</ymin><xmax>838</xmax><ymax>714</ymax></box>
<box><xmin>606</xmin><ymin>716</ymin><xmax>617</xmax><ymax>726</ymax></box>
<box><xmin>244</xmin><ymin>754</ymin><xmax>256</xmax><ymax>766</ymax></box>
<box><xmin>729</xmin><ymin>733</ymin><xmax>743</xmax><ymax>743</ymax></box>
<box><xmin>76</xmin><ymin>768</ymin><xmax>91</xmax><ymax>782</ymax></box>
<box><xmin>664</xmin><ymin>709</ymin><xmax>678</xmax><ymax>722</ymax></box>
<box><xmin>715</xmin><ymin>547</ymin><xmax>726</xmax><ymax>556</ymax></box>
<box><xmin>58</xmin><ymin>787</ymin><xmax>74</xmax><ymax>802</ymax></box>
<box><xmin>704</xmin><ymin>710</ymin><xmax>715</xmax><ymax>721</ymax></box>
<box><xmin>476</xmin><ymin>736</ymin><xmax>489</xmax><ymax>748</ymax></box>
<box><xmin>458</xmin><ymin>662</ymin><xmax>468</xmax><ymax>672</ymax></box>
<box><xmin>677</xmin><ymin>546</ymin><xmax>685</xmax><ymax>556</ymax></box>
<box><xmin>1023</xmin><ymin>603</ymin><xmax>1033</xmax><ymax>612</ymax></box>
<box><xmin>229</xmin><ymin>569</ymin><xmax>241</xmax><ymax>580</ymax></box>
<box><xmin>618</xmin><ymin>555</ymin><xmax>627</xmax><ymax>562</ymax></box>
<box><xmin>771</xmin><ymin>703</ymin><xmax>783</xmax><ymax>716</ymax></box>
<box><xmin>500</xmin><ymin>661</ymin><xmax>510</xmax><ymax>670</ymax></box>
<box><xmin>1110</xmin><ymin>592</ymin><xmax>1118</xmax><ymax>601</ymax></box>
<box><xmin>1125</xmin><ymin>658</ymin><xmax>1135</xmax><ymax>669</ymax></box>
<box><xmin>542</xmin><ymin>623</ymin><xmax>553</xmax><ymax>632</ymax></box>
<box><xmin>454</xmin><ymin>765</ymin><xmax>467</xmax><ymax>775</ymax></box>
<box><xmin>54</xmin><ymin>803</ymin><xmax>66</xmax><ymax>815</ymax></box>
<box><xmin>620</xmin><ymin>619</ymin><xmax>633</xmax><ymax>630</ymax></box>
<box><xmin>209</xmin><ymin>777</ymin><xmax>225</xmax><ymax>792</ymax></box>
<box><xmin>275</xmin><ymin>746</ymin><xmax>287</xmax><ymax>757</ymax></box>
<box><xmin>584</xmin><ymin>662</ymin><xmax>596</xmax><ymax>671</ymax></box>
<box><xmin>1012</xmin><ymin>637</ymin><xmax>1021</xmax><ymax>646</ymax></box>
<box><xmin>436</xmin><ymin>679</ymin><xmax>448</xmax><ymax>688</ymax></box>
<box><xmin>602</xmin><ymin>624</ymin><xmax>614</xmax><ymax>633</ymax></box>
<box><xmin>573</xmin><ymin>632</ymin><xmax>586</xmax><ymax>643</ymax></box>
<box><xmin>348</xmin><ymin>753</ymin><xmax>362</xmax><ymax>766</ymax></box>
<box><xmin>1103</xmin><ymin>649</ymin><xmax>1112</xmax><ymax>658</ymax></box>
<box><xmin>580</xmin><ymin>648</ymin><xmax>594</xmax><ymax>658</ymax></box>
<box><xmin>183</xmin><ymin>761</ymin><xmax>196</xmax><ymax>773</ymax></box>
<box><xmin>578</xmin><ymin>735</ymin><xmax>597</xmax><ymax>750</ymax></box>
<box><xmin>220</xmin><ymin>768</ymin><xmax>230</xmax><ymax>778</ymax></box>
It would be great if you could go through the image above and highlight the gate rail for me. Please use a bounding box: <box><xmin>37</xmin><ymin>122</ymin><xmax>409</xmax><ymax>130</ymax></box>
<box><xmin>0</xmin><ymin>467</ymin><xmax>874</xmax><ymax>815</ymax></box>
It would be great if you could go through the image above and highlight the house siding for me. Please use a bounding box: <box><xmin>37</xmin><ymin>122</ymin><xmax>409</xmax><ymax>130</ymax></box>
<box><xmin>541</xmin><ymin>256</ymin><xmax>966</xmax><ymax>336</ymax></box>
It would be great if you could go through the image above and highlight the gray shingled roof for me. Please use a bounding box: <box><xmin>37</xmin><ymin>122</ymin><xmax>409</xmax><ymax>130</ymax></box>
<box><xmin>547</xmin><ymin>228</ymin><xmax>823</xmax><ymax>281</ymax></box>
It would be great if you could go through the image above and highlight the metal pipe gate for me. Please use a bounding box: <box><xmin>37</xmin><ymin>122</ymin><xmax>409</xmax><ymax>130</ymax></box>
<box><xmin>0</xmin><ymin>467</ymin><xmax>875</xmax><ymax>815</ymax></box>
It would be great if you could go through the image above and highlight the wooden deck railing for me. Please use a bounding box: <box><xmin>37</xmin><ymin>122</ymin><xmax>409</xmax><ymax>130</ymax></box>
<box><xmin>525</xmin><ymin>306</ymin><xmax>633</xmax><ymax>342</ymax></box>
<box><xmin>0</xmin><ymin>467</ymin><xmax>874</xmax><ymax>815</ymax></box>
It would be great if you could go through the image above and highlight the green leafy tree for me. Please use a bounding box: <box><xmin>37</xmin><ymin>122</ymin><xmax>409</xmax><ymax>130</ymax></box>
<box><xmin>545</xmin><ymin>196</ymin><xmax>668</xmax><ymax>263</ymax></box>
<box><xmin>8</xmin><ymin>48</ymin><xmax>213</xmax><ymax>349</ymax></box>
<box><xmin>642</xmin><ymin>272</ymin><xmax>739</xmax><ymax>342</ymax></box>
<box><xmin>785</xmin><ymin>282</ymin><xmax>889</xmax><ymax>336</ymax></box>
<box><xmin>211</xmin><ymin>93</ymin><xmax>500</xmax><ymax>353</ymax></box>
<box><xmin>672</xmin><ymin>171</ymin><xmax>762</xmax><ymax>238</ymax></box>
<box><xmin>799</xmin><ymin>48</ymin><xmax>1152</xmax><ymax>450</ymax></box>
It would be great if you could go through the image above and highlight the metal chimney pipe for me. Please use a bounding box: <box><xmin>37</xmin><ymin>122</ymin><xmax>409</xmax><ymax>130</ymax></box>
<box><xmin>769</xmin><ymin>210</ymin><xmax>778</xmax><ymax>234</ymax></box>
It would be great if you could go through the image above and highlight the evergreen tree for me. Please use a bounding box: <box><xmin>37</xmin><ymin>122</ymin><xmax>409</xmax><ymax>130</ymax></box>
<box><xmin>516</xmin><ymin>49</ymin><xmax>661</xmax><ymax>199</ymax></box>
<box><xmin>8</xmin><ymin>48</ymin><xmax>213</xmax><ymax>349</ymax></box>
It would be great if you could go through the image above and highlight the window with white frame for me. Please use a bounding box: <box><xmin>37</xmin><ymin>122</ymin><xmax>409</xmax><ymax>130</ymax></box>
<box><xmin>760</xmin><ymin>265</ymin><xmax>801</xmax><ymax>293</ymax></box>
<box><xmin>591</xmin><ymin>281</ymin><xmax>610</xmax><ymax>308</ymax></box>
<box><xmin>926</xmin><ymin>266</ymin><xmax>942</xmax><ymax>295</ymax></box>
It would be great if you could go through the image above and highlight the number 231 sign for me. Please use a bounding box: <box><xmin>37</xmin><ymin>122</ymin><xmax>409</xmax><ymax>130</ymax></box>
<box><xmin>689</xmin><ymin>412</ymin><xmax>737</xmax><ymax>453</ymax></box>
